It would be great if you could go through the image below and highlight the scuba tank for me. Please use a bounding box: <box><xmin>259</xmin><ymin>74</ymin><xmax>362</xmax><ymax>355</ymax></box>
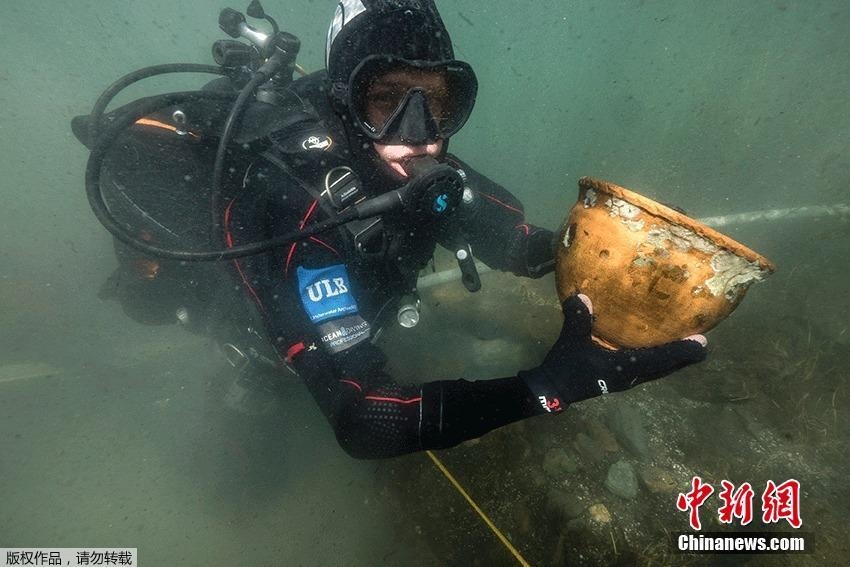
<box><xmin>74</xmin><ymin>1</ymin><xmax>476</xmax><ymax>363</ymax></box>
<box><xmin>76</xmin><ymin>1</ymin><xmax>465</xmax><ymax>264</ymax></box>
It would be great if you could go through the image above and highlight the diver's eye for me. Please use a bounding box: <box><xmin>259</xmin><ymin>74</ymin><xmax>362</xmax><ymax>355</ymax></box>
<box><xmin>365</xmin><ymin>95</ymin><xmax>399</xmax><ymax>125</ymax></box>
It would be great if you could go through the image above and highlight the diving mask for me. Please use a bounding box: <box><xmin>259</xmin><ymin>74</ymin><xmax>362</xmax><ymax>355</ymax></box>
<box><xmin>344</xmin><ymin>55</ymin><xmax>478</xmax><ymax>145</ymax></box>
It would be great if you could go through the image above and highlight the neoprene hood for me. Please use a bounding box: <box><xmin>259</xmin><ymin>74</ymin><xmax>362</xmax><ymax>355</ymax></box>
<box><xmin>326</xmin><ymin>0</ymin><xmax>455</xmax><ymax>86</ymax></box>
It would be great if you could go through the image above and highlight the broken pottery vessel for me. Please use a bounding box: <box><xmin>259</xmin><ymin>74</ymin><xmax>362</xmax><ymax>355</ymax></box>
<box><xmin>556</xmin><ymin>177</ymin><xmax>776</xmax><ymax>348</ymax></box>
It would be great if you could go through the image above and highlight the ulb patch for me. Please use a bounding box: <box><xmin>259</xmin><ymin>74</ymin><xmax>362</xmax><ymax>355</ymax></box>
<box><xmin>296</xmin><ymin>264</ymin><xmax>358</xmax><ymax>323</ymax></box>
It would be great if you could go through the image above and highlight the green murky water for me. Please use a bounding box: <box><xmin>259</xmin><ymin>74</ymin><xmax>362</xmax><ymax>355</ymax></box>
<box><xmin>2</xmin><ymin>1</ymin><xmax>847</xmax><ymax>565</ymax></box>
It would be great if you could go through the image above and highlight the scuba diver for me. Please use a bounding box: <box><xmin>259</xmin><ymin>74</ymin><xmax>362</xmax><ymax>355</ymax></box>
<box><xmin>77</xmin><ymin>0</ymin><xmax>708</xmax><ymax>459</ymax></box>
<box><xmin>221</xmin><ymin>0</ymin><xmax>707</xmax><ymax>458</ymax></box>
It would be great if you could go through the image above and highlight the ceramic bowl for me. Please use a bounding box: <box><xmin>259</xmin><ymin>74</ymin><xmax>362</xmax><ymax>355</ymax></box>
<box><xmin>555</xmin><ymin>177</ymin><xmax>776</xmax><ymax>348</ymax></box>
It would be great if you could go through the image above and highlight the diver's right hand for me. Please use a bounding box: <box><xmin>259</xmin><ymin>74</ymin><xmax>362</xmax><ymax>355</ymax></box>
<box><xmin>518</xmin><ymin>294</ymin><xmax>707</xmax><ymax>413</ymax></box>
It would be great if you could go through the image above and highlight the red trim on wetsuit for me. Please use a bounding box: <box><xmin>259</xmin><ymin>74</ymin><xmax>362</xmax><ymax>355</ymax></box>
<box><xmin>224</xmin><ymin>197</ymin><xmax>267</xmax><ymax>314</ymax></box>
<box><xmin>340</xmin><ymin>379</ymin><xmax>419</xmax><ymax>403</ymax></box>
<box><xmin>364</xmin><ymin>395</ymin><xmax>423</xmax><ymax>405</ymax></box>
<box><xmin>478</xmin><ymin>191</ymin><xmax>524</xmax><ymax>215</ymax></box>
<box><xmin>339</xmin><ymin>379</ymin><xmax>363</xmax><ymax>392</ymax></box>
<box><xmin>309</xmin><ymin>236</ymin><xmax>340</xmax><ymax>256</ymax></box>
<box><xmin>284</xmin><ymin>199</ymin><xmax>323</xmax><ymax>277</ymax></box>
<box><xmin>299</xmin><ymin>199</ymin><xmax>319</xmax><ymax>229</ymax></box>
<box><xmin>284</xmin><ymin>242</ymin><xmax>298</xmax><ymax>276</ymax></box>
<box><xmin>515</xmin><ymin>223</ymin><xmax>530</xmax><ymax>235</ymax></box>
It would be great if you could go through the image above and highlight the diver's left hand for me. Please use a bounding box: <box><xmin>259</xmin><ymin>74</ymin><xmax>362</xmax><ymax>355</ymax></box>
<box><xmin>519</xmin><ymin>294</ymin><xmax>708</xmax><ymax>412</ymax></box>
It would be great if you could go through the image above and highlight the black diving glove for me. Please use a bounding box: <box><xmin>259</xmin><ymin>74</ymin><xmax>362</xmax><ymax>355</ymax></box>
<box><xmin>524</xmin><ymin>227</ymin><xmax>557</xmax><ymax>277</ymax></box>
<box><xmin>518</xmin><ymin>294</ymin><xmax>708</xmax><ymax>413</ymax></box>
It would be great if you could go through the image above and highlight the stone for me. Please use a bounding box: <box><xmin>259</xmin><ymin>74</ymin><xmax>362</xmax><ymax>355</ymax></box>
<box><xmin>565</xmin><ymin>516</ymin><xmax>588</xmax><ymax>532</ymax></box>
<box><xmin>638</xmin><ymin>465</ymin><xmax>678</xmax><ymax>494</ymax></box>
<box><xmin>546</xmin><ymin>488</ymin><xmax>586</xmax><ymax>521</ymax></box>
<box><xmin>605</xmin><ymin>459</ymin><xmax>639</xmax><ymax>499</ymax></box>
<box><xmin>573</xmin><ymin>432</ymin><xmax>605</xmax><ymax>463</ymax></box>
<box><xmin>528</xmin><ymin>467</ymin><xmax>547</xmax><ymax>488</ymax></box>
<box><xmin>606</xmin><ymin>403</ymin><xmax>650</xmax><ymax>460</ymax></box>
<box><xmin>543</xmin><ymin>447</ymin><xmax>579</xmax><ymax>479</ymax></box>
<box><xmin>587</xmin><ymin>421</ymin><xmax>620</xmax><ymax>452</ymax></box>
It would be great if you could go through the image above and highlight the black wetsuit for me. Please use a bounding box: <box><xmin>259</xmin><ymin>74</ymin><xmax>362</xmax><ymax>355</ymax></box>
<box><xmin>225</xmin><ymin>73</ymin><xmax>553</xmax><ymax>458</ymax></box>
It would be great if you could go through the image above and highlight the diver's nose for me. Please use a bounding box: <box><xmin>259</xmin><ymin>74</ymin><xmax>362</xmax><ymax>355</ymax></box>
<box><xmin>396</xmin><ymin>90</ymin><xmax>440</xmax><ymax>146</ymax></box>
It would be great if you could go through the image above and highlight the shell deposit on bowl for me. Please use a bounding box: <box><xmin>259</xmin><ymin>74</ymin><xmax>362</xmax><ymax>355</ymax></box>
<box><xmin>555</xmin><ymin>177</ymin><xmax>776</xmax><ymax>349</ymax></box>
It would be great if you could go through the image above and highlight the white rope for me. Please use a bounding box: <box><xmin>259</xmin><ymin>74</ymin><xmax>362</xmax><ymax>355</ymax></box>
<box><xmin>698</xmin><ymin>203</ymin><xmax>850</xmax><ymax>228</ymax></box>
<box><xmin>418</xmin><ymin>202</ymin><xmax>850</xmax><ymax>288</ymax></box>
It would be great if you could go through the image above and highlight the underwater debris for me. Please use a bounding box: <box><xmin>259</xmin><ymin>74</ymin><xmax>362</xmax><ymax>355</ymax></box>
<box><xmin>588</xmin><ymin>503</ymin><xmax>612</xmax><ymax>524</ymax></box>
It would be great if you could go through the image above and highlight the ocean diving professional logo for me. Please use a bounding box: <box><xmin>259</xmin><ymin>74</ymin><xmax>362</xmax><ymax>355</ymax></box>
<box><xmin>433</xmin><ymin>193</ymin><xmax>449</xmax><ymax>213</ymax></box>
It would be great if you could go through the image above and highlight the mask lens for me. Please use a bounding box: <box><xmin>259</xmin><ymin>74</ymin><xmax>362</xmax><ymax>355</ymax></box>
<box><xmin>349</xmin><ymin>57</ymin><xmax>477</xmax><ymax>142</ymax></box>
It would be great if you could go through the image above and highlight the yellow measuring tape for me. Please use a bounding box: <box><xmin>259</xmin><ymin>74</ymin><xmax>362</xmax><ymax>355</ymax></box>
<box><xmin>425</xmin><ymin>450</ymin><xmax>531</xmax><ymax>567</ymax></box>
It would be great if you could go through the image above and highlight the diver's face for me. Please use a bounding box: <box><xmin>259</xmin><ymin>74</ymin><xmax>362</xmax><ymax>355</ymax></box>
<box><xmin>367</xmin><ymin>68</ymin><xmax>448</xmax><ymax>178</ymax></box>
